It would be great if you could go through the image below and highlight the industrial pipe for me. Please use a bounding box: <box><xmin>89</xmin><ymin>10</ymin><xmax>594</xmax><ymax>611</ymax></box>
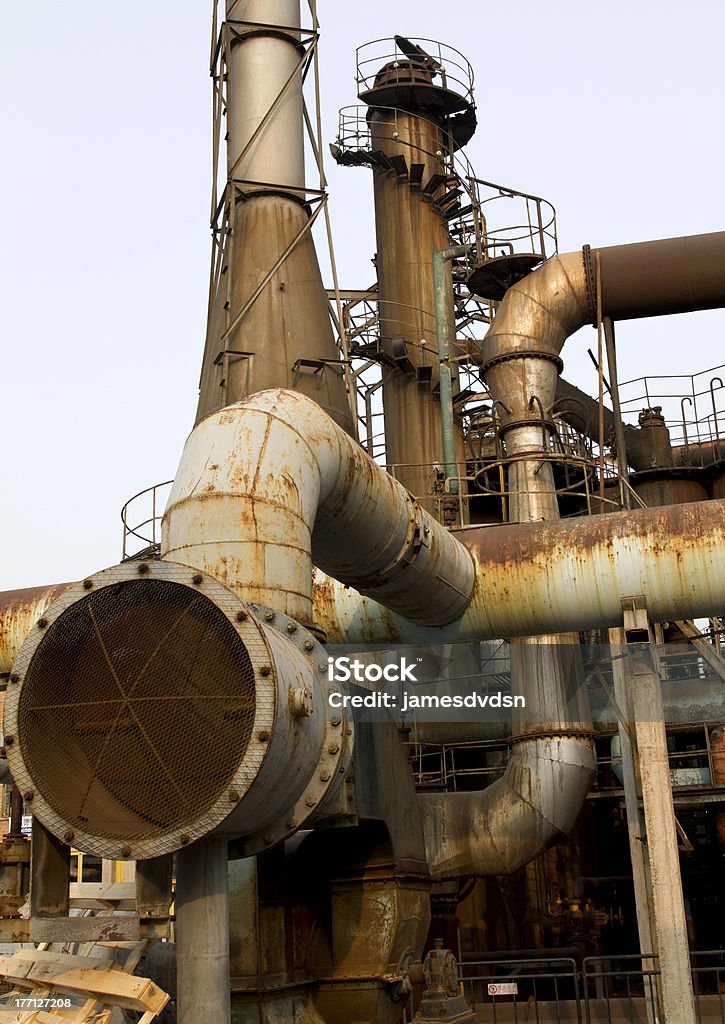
<box><xmin>0</xmin><ymin>585</ymin><xmax>71</xmax><ymax>674</ymax></box>
<box><xmin>225</xmin><ymin>0</ymin><xmax>305</xmax><ymax>191</ymax></box>
<box><xmin>6</xmin><ymin>499</ymin><xmax>725</xmax><ymax>660</ymax></box>
<box><xmin>163</xmin><ymin>388</ymin><xmax>476</xmax><ymax>628</ymax></box>
<box><xmin>312</xmin><ymin>499</ymin><xmax>725</xmax><ymax>643</ymax></box>
<box><xmin>480</xmin><ymin>232</ymin><xmax>725</xmax><ymax>378</ymax></box>
<box><xmin>595</xmin><ymin>231</ymin><xmax>725</xmax><ymax>321</ymax></box>
<box><xmin>419</xmin><ymin>734</ymin><xmax>594</xmax><ymax>877</ymax></box>
<box><xmin>434</xmin><ymin>244</ymin><xmax>470</xmax><ymax>494</ymax></box>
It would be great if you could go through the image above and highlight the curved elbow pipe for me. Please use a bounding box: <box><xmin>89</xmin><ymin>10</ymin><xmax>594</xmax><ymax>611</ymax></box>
<box><xmin>162</xmin><ymin>389</ymin><xmax>475</xmax><ymax>628</ymax></box>
<box><xmin>419</xmin><ymin>734</ymin><xmax>595</xmax><ymax>877</ymax></box>
<box><xmin>481</xmin><ymin>231</ymin><xmax>725</xmax><ymax>385</ymax></box>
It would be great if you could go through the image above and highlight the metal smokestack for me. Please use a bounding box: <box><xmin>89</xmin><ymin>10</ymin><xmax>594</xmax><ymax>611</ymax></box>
<box><xmin>336</xmin><ymin>38</ymin><xmax>477</xmax><ymax>511</ymax></box>
<box><xmin>196</xmin><ymin>0</ymin><xmax>354</xmax><ymax>434</ymax></box>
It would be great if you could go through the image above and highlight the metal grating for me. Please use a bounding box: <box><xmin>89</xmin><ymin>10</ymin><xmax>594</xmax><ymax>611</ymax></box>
<box><xmin>18</xmin><ymin>579</ymin><xmax>256</xmax><ymax>842</ymax></box>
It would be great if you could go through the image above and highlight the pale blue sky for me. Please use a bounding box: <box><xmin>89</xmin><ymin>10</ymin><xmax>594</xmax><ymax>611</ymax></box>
<box><xmin>1</xmin><ymin>0</ymin><xmax>724</xmax><ymax>589</ymax></box>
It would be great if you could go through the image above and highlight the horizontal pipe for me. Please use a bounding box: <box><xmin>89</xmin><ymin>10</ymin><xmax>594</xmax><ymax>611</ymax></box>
<box><xmin>312</xmin><ymin>499</ymin><xmax>725</xmax><ymax>643</ymax></box>
<box><xmin>597</xmin><ymin>231</ymin><xmax>725</xmax><ymax>321</ymax></box>
<box><xmin>0</xmin><ymin>584</ymin><xmax>72</xmax><ymax>674</ymax></box>
<box><xmin>4</xmin><ymin>500</ymin><xmax>725</xmax><ymax>653</ymax></box>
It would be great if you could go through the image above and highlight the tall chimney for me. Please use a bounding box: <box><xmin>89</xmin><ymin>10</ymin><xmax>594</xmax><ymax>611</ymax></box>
<box><xmin>196</xmin><ymin>0</ymin><xmax>354</xmax><ymax>434</ymax></box>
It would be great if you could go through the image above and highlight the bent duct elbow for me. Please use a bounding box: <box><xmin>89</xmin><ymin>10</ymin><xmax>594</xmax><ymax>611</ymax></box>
<box><xmin>162</xmin><ymin>388</ymin><xmax>475</xmax><ymax>629</ymax></box>
<box><xmin>419</xmin><ymin>734</ymin><xmax>595</xmax><ymax>877</ymax></box>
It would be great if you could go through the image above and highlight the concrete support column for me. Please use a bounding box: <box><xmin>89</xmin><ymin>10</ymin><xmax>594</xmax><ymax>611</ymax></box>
<box><xmin>622</xmin><ymin>640</ymin><xmax>697</xmax><ymax>1024</ymax></box>
<box><xmin>610</xmin><ymin>627</ymin><xmax>659</xmax><ymax>1024</ymax></box>
<box><xmin>176</xmin><ymin>837</ymin><xmax>231</xmax><ymax>1024</ymax></box>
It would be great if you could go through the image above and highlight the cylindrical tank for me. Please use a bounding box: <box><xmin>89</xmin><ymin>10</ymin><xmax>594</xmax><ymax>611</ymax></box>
<box><xmin>633</xmin><ymin>473</ymin><xmax>708</xmax><ymax>507</ymax></box>
<box><xmin>4</xmin><ymin>561</ymin><xmax>351</xmax><ymax>861</ymax></box>
<box><xmin>710</xmin><ymin>466</ymin><xmax>725</xmax><ymax>499</ymax></box>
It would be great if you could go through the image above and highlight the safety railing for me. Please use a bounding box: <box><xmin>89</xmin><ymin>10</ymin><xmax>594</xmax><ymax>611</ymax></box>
<box><xmin>466</xmin><ymin>176</ymin><xmax>558</xmax><ymax>266</ymax></box>
<box><xmin>456</xmin><ymin>952</ymin><xmax>725</xmax><ymax>1023</ymax></box>
<box><xmin>355</xmin><ymin>37</ymin><xmax>475</xmax><ymax>111</ymax></box>
<box><xmin>619</xmin><ymin>363</ymin><xmax>725</xmax><ymax>463</ymax></box>
<box><xmin>461</xmin><ymin>956</ymin><xmax>583</xmax><ymax>1022</ymax></box>
<box><xmin>582</xmin><ymin>951</ymin><xmax>725</xmax><ymax>1024</ymax></box>
<box><xmin>120</xmin><ymin>480</ymin><xmax>173</xmax><ymax>561</ymax></box>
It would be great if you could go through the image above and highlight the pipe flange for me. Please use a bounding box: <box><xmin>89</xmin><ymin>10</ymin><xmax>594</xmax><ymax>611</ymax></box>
<box><xmin>582</xmin><ymin>244</ymin><xmax>598</xmax><ymax>327</ymax></box>
<box><xmin>508</xmin><ymin>729</ymin><xmax>598</xmax><ymax>744</ymax></box>
<box><xmin>497</xmin><ymin>417</ymin><xmax>559</xmax><ymax>439</ymax></box>
<box><xmin>234</xmin><ymin>603</ymin><xmax>355</xmax><ymax>856</ymax></box>
<box><xmin>226</xmin><ymin>25</ymin><xmax>308</xmax><ymax>56</ymax></box>
<box><xmin>339</xmin><ymin>496</ymin><xmax>429</xmax><ymax>593</ymax></box>
<box><xmin>5</xmin><ymin>561</ymin><xmax>279</xmax><ymax>861</ymax></box>
<box><xmin>480</xmin><ymin>349</ymin><xmax>564</xmax><ymax>376</ymax></box>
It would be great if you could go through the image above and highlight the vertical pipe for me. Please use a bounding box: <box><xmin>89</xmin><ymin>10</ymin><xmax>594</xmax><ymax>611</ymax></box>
<box><xmin>225</xmin><ymin>0</ymin><xmax>305</xmax><ymax>190</ymax></box>
<box><xmin>433</xmin><ymin>244</ymin><xmax>470</xmax><ymax>494</ymax></box>
<box><xmin>176</xmin><ymin>837</ymin><xmax>231</xmax><ymax>1024</ymax></box>
<box><xmin>603</xmin><ymin>318</ymin><xmax>632</xmax><ymax>509</ymax></box>
<box><xmin>196</xmin><ymin>0</ymin><xmax>354</xmax><ymax>433</ymax></box>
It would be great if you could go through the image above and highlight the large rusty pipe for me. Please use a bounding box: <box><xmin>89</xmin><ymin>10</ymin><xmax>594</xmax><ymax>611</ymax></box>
<box><xmin>163</xmin><ymin>389</ymin><xmax>475</xmax><ymax>628</ymax></box>
<box><xmin>482</xmin><ymin>232</ymin><xmax>725</xmax><ymax>382</ymax></box>
<box><xmin>596</xmin><ymin>231</ymin><xmax>725</xmax><ymax>321</ymax></box>
<box><xmin>312</xmin><ymin>498</ymin><xmax>725</xmax><ymax>643</ymax></box>
<box><xmin>419</xmin><ymin>734</ymin><xmax>594</xmax><ymax>877</ymax></box>
<box><xmin>0</xmin><ymin>585</ymin><xmax>72</xmax><ymax>674</ymax></box>
<box><xmin>5</xmin><ymin>500</ymin><xmax>725</xmax><ymax>658</ymax></box>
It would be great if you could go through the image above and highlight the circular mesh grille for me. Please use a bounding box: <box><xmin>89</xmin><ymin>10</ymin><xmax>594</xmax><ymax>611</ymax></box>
<box><xmin>18</xmin><ymin>579</ymin><xmax>256</xmax><ymax>842</ymax></box>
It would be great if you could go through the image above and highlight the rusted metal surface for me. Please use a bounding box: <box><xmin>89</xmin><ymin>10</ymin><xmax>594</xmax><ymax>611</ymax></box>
<box><xmin>419</xmin><ymin>734</ymin><xmax>595</xmax><ymax>878</ymax></box>
<box><xmin>366</xmin><ymin>104</ymin><xmax>466</xmax><ymax>506</ymax></box>
<box><xmin>196</xmin><ymin>2</ymin><xmax>353</xmax><ymax>434</ymax></box>
<box><xmin>418</xmin><ymin>636</ymin><xmax>595</xmax><ymax>878</ymax></box>
<box><xmin>29</xmin><ymin>819</ymin><xmax>70</xmax><ymax>919</ymax></box>
<box><xmin>596</xmin><ymin>231</ymin><xmax>725</xmax><ymax>321</ymax></box>
<box><xmin>710</xmin><ymin>726</ymin><xmax>725</xmax><ymax>848</ymax></box>
<box><xmin>0</xmin><ymin>583</ymin><xmax>71</xmax><ymax>674</ymax></box>
<box><xmin>6</xmin><ymin>561</ymin><xmax>350</xmax><ymax>861</ymax></box>
<box><xmin>303</xmin><ymin>716</ymin><xmax>430</xmax><ymax>1024</ymax></box>
<box><xmin>313</xmin><ymin>499</ymin><xmax>725</xmax><ymax>643</ymax></box>
<box><xmin>633</xmin><ymin>473</ymin><xmax>709</xmax><ymax>507</ymax></box>
<box><xmin>163</xmin><ymin>388</ymin><xmax>475</xmax><ymax>627</ymax></box>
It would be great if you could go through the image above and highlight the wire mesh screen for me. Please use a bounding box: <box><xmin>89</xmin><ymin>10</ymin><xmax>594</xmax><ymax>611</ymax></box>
<box><xmin>18</xmin><ymin>579</ymin><xmax>257</xmax><ymax>841</ymax></box>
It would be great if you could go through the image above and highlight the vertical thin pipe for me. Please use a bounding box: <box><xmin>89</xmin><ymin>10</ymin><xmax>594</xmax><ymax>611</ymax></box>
<box><xmin>603</xmin><ymin>317</ymin><xmax>632</xmax><ymax>509</ymax></box>
<box><xmin>433</xmin><ymin>244</ymin><xmax>470</xmax><ymax>494</ymax></box>
<box><xmin>596</xmin><ymin>252</ymin><xmax>606</xmax><ymax>503</ymax></box>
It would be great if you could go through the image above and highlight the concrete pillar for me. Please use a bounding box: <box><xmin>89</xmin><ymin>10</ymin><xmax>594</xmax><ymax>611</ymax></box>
<box><xmin>610</xmin><ymin>627</ymin><xmax>659</xmax><ymax>1024</ymax></box>
<box><xmin>176</xmin><ymin>837</ymin><xmax>231</xmax><ymax>1024</ymax></box>
<box><xmin>620</xmin><ymin>639</ymin><xmax>697</xmax><ymax>1024</ymax></box>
